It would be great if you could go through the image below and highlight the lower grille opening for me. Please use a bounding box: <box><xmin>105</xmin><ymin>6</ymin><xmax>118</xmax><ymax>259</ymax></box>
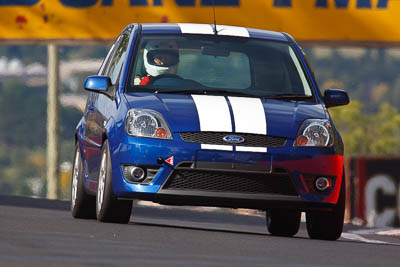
<box><xmin>162</xmin><ymin>169</ymin><xmax>298</xmax><ymax>196</ymax></box>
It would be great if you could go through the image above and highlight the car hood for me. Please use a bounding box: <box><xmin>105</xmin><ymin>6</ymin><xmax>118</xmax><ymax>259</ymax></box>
<box><xmin>124</xmin><ymin>93</ymin><xmax>327</xmax><ymax>139</ymax></box>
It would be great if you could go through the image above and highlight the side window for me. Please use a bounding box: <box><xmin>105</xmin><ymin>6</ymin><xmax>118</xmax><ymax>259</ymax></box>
<box><xmin>104</xmin><ymin>34</ymin><xmax>130</xmax><ymax>85</ymax></box>
<box><xmin>98</xmin><ymin>41</ymin><xmax>118</xmax><ymax>75</ymax></box>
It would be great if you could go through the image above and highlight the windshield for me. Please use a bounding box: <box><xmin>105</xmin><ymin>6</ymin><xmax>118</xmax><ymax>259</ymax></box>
<box><xmin>127</xmin><ymin>34</ymin><xmax>313</xmax><ymax>98</ymax></box>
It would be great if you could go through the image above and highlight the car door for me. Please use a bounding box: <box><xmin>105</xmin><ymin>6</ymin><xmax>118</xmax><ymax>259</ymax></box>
<box><xmin>85</xmin><ymin>33</ymin><xmax>131</xmax><ymax>181</ymax></box>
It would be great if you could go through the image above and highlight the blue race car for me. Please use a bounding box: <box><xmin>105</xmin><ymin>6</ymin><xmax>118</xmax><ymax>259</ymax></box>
<box><xmin>71</xmin><ymin>23</ymin><xmax>349</xmax><ymax>240</ymax></box>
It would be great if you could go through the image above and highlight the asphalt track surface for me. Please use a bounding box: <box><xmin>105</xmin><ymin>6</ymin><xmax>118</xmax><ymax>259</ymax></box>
<box><xmin>0</xmin><ymin>195</ymin><xmax>399</xmax><ymax>267</ymax></box>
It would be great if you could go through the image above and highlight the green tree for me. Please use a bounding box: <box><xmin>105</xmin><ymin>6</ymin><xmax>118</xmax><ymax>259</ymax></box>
<box><xmin>0</xmin><ymin>80</ymin><xmax>82</xmax><ymax>197</ymax></box>
<box><xmin>0</xmin><ymin>80</ymin><xmax>47</xmax><ymax>147</ymax></box>
<box><xmin>330</xmin><ymin>101</ymin><xmax>400</xmax><ymax>156</ymax></box>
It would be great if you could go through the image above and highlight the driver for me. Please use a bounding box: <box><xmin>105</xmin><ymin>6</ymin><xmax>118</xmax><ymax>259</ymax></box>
<box><xmin>134</xmin><ymin>40</ymin><xmax>179</xmax><ymax>86</ymax></box>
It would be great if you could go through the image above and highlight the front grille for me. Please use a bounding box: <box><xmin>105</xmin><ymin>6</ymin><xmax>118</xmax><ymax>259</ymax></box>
<box><xmin>179</xmin><ymin>132</ymin><xmax>286</xmax><ymax>147</ymax></box>
<box><xmin>162</xmin><ymin>169</ymin><xmax>298</xmax><ymax>196</ymax></box>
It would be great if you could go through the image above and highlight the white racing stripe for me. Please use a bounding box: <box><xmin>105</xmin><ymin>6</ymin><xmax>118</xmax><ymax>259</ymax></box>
<box><xmin>216</xmin><ymin>25</ymin><xmax>249</xmax><ymax>37</ymax></box>
<box><xmin>228</xmin><ymin>97</ymin><xmax>267</xmax><ymax>152</ymax></box>
<box><xmin>178</xmin><ymin>23</ymin><xmax>214</xmax><ymax>35</ymax></box>
<box><xmin>192</xmin><ymin>95</ymin><xmax>232</xmax><ymax>151</ymax></box>
<box><xmin>178</xmin><ymin>23</ymin><xmax>249</xmax><ymax>37</ymax></box>
<box><xmin>201</xmin><ymin>144</ymin><xmax>233</xmax><ymax>151</ymax></box>
<box><xmin>236</xmin><ymin>146</ymin><xmax>266</xmax><ymax>152</ymax></box>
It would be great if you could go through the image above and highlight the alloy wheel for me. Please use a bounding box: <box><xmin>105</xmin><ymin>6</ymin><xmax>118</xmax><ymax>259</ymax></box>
<box><xmin>97</xmin><ymin>151</ymin><xmax>107</xmax><ymax>214</ymax></box>
<box><xmin>71</xmin><ymin>149</ymin><xmax>80</xmax><ymax>209</ymax></box>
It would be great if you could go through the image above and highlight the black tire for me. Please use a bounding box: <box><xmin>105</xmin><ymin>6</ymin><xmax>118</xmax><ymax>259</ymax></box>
<box><xmin>96</xmin><ymin>140</ymin><xmax>133</xmax><ymax>224</ymax></box>
<box><xmin>266</xmin><ymin>209</ymin><xmax>301</xmax><ymax>237</ymax></box>
<box><xmin>306</xmin><ymin>170</ymin><xmax>346</xmax><ymax>241</ymax></box>
<box><xmin>71</xmin><ymin>143</ymin><xmax>96</xmax><ymax>219</ymax></box>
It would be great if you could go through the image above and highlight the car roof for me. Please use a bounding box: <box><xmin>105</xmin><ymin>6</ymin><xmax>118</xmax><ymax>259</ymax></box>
<box><xmin>138</xmin><ymin>23</ymin><xmax>289</xmax><ymax>42</ymax></box>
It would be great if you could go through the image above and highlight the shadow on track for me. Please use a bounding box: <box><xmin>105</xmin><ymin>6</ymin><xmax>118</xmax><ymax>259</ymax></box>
<box><xmin>2</xmin><ymin>195</ymin><xmax>399</xmax><ymax>247</ymax></box>
<box><xmin>0</xmin><ymin>195</ymin><xmax>70</xmax><ymax>211</ymax></box>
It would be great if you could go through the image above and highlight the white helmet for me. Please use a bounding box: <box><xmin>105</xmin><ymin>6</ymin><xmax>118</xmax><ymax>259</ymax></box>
<box><xmin>143</xmin><ymin>40</ymin><xmax>179</xmax><ymax>77</ymax></box>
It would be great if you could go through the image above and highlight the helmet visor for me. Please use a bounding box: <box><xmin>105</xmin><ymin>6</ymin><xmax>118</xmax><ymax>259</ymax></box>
<box><xmin>147</xmin><ymin>49</ymin><xmax>179</xmax><ymax>67</ymax></box>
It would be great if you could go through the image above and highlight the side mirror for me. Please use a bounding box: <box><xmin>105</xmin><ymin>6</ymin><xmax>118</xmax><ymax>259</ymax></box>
<box><xmin>84</xmin><ymin>75</ymin><xmax>112</xmax><ymax>93</ymax></box>
<box><xmin>324</xmin><ymin>89</ymin><xmax>350</xmax><ymax>108</ymax></box>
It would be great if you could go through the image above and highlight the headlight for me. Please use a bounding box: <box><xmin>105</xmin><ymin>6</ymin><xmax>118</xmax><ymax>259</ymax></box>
<box><xmin>294</xmin><ymin>119</ymin><xmax>334</xmax><ymax>147</ymax></box>
<box><xmin>126</xmin><ymin>109</ymin><xmax>172</xmax><ymax>139</ymax></box>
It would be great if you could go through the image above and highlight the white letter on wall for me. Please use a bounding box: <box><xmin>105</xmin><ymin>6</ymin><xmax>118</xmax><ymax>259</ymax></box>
<box><xmin>365</xmin><ymin>174</ymin><xmax>396</xmax><ymax>227</ymax></box>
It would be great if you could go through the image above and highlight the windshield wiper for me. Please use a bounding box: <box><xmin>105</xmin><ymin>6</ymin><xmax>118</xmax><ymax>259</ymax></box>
<box><xmin>156</xmin><ymin>89</ymin><xmax>258</xmax><ymax>97</ymax></box>
<box><xmin>155</xmin><ymin>89</ymin><xmax>200</xmax><ymax>94</ymax></box>
<box><xmin>262</xmin><ymin>93</ymin><xmax>313</xmax><ymax>100</ymax></box>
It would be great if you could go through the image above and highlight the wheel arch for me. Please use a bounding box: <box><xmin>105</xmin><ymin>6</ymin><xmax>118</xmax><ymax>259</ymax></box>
<box><xmin>100</xmin><ymin>117</ymin><xmax>124</xmax><ymax>197</ymax></box>
<box><xmin>102</xmin><ymin>116</ymin><xmax>116</xmax><ymax>150</ymax></box>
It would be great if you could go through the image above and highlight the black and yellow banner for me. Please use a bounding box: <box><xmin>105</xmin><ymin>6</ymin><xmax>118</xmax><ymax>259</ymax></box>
<box><xmin>0</xmin><ymin>0</ymin><xmax>399</xmax><ymax>45</ymax></box>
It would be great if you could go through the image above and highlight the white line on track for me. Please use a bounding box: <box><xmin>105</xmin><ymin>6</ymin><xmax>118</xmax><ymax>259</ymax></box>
<box><xmin>348</xmin><ymin>228</ymin><xmax>391</xmax><ymax>235</ymax></box>
<box><xmin>376</xmin><ymin>229</ymin><xmax>400</xmax><ymax>236</ymax></box>
<box><xmin>341</xmin><ymin>233</ymin><xmax>392</xmax><ymax>245</ymax></box>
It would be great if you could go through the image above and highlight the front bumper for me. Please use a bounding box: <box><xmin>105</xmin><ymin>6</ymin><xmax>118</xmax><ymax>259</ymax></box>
<box><xmin>110</xmin><ymin>133</ymin><xmax>344</xmax><ymax>211</ymax></box>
